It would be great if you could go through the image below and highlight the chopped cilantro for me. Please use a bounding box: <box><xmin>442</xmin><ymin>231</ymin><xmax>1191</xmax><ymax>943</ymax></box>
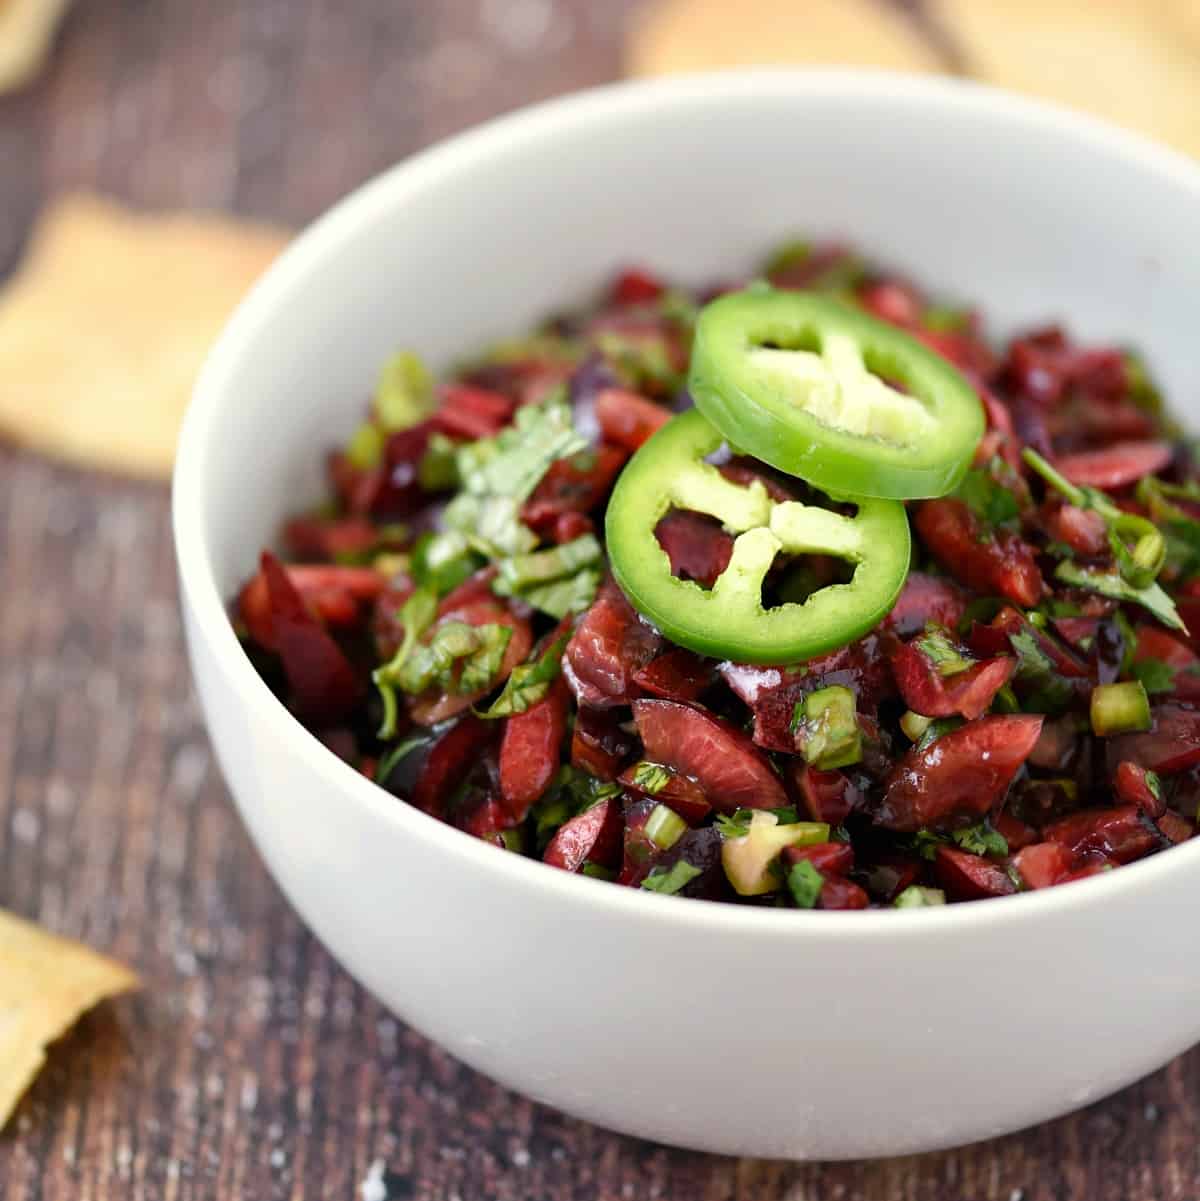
<box><xmin>631</xmin><ymin>762</ymin><xmax>672</xmax><ymax>795</ymax></box>
<box><xmin>493</xmin><ymin>534</ymin><xmax>603</xmax><ymax>618</ymax></box>
<box><xmin>955</xmin><ymin>464</ymin><xmax>1020</xmax><ymax>528</ymax></box>
<box><xmin>445</xmin><ymin>397</ymin><xmax>586</xmax><ymax>558</ymax></box>
<box><xmin>410</xmin><ymin>530</ymin><xmax>483</xmax><ymax>596</ymax></box>
<box><xmin>916</xmin><ymin>623</ymin><xmax>973</xmax><ymax>676</ymax></box>
<box><xmin>392</xmin><ymin>620</ymin><xmax>511</xmax><ymax>697</ymax></box>
<box><xmin>715</xmin><ymin>810</ymin><xmax>755</xmax><ymax>840</ymax></box>
<box><xmin>641</xmin><ymin>860</ymin><xmax>702</xmax><ymax>895</ymax></box>
<box><xmin>530</xmin><ymin>768</ymin><xmax>621</xmax><ymax>850</ymax></box>
<box><xmin>1009</xmin><ymin>628</ymin><xmax>1074</xmax><ymax>713</ymax></box>
<box><xmin>950</xmin><ymin>821</ymin><xmax>1009</xmax><ymax>858</ymax></box>
<box><xmin>373</xmin><ymin>586</ymin><xmax>438</xmax><ymax>737</ymax></box>
<box><xmin>1054</xmin><ymin>562</ymin><xmax>1185</xmax><ymax>633</ymax></box>
<box><xmin>477</xmin><ymin>630</ymin><xmax>570</xmax><ymax>719</ymax></box>
<box><xmin>1132</xmin><ymin>657</ymin><xmax>1175</xmax><ymax>695</ymax></box>
<box><xmin>786</xmin><ymin>860</ymin><xmax>825</xmax><ymax>909</ymax></box>
<box><xmin>911</xmin><ymin>830</ymin><xmax>947</xmax><ymax>861</ymax></box>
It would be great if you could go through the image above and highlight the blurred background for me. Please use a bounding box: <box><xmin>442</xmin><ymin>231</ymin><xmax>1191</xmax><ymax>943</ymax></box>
<box><xmin>2</xmin><ymin>3</ymin><xmax>1199</xmax><ymax>1200</ymax></box>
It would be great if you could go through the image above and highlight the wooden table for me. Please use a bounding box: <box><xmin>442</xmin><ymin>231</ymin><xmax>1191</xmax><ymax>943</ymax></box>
<box><xmin>1</xmin><ymin>2</ymin><xmax>1196</xmax><ymax>1197</ymax></box>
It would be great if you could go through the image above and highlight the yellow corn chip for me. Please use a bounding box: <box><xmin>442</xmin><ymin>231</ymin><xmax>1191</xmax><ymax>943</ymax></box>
<box><xmin>0</xmin><ymin>0</ymin><xmax>72</xmax><ymax>93</ymax></box>
<box><xmin>627</xmin><ymin>0</ymin><xmax>943</xmax><ymax>77</ymax></box>
<box><xmin>931</xmin><ymin>0</ymin><xmax>1200</xmax><ymax>158</ymax></box>
<box><xmin>0</xmin><ymin>193</ymin><xmax>289</xmax><ymax>479</ymax></box>
<box><xmin>0</xmin><ymin>908</ymin><xmax>138</xmax><ymax>1130</ymax></box>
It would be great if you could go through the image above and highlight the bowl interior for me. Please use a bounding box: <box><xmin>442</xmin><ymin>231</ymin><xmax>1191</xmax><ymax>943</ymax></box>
<box><xmin>183</xmin><ymin>72</ymin><xmax>1200</xmax><ymax>606</ymax></box>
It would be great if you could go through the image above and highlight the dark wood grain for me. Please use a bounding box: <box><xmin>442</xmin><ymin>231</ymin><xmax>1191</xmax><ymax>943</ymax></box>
<box><xmin>1</xmin><ymin>2</ymin><xmax>1198</xmax><ymax>1198</ymax></box>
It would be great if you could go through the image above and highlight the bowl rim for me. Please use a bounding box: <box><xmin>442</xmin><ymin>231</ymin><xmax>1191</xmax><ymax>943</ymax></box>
<box><xmin>174</xmin><ymin>66</ymin><xmax>1200</xmax><ymax>939</ymax></box>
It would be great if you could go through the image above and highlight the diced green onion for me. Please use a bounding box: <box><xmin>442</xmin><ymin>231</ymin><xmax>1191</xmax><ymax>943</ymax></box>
<box><xmin>793</xmin><ymin>685</ymin><xmax>861</xmax><ymax>770</ymax></box>
<box><xmin>894</xmin><ymin>885</ymin><xmax>947</xmax><ymax>908</ymax></box>
<box><xmin>644</xmin><ymin>803</ymin><xmax>688</xmax><ymax>851</ymax></box>
<box><xmin>900</xmin><ymin>710</ymin><xmax>933</xmax><ymax>743</ymax></box>
<box><xmin>1090</xmin><ymin>681</ymin><xmax>1152</xmax><ymax>737</ymax></box>
<box><xmin>641</xmin><ymin>860</ymin><xmax>702</xmax><ymax>895</ymax></box>
<box><xmin>581</xmin><ymin>862</ymin><xmax>615</xmax><ymax>881</ymax></box>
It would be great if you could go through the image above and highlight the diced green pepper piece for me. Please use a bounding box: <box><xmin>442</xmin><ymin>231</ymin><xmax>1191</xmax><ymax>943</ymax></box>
<box><xmin>899</xmin><ymin>710</ymin><xmax>933</xmax><ymax>743</ymax></box>
<box><xmin>794</xmin><ymin>685</ymin><xmax>861</xmax><ymax>770</ymax></box>
<box><xmin>1090</xmin><ymin>681</ymin><xmax>1152</xmax><ymax>736</ymax></box>
<box><xmin>345</xmin><ymin>421</ymin><xmax>385</xmax><ymax>469</ymax></box>
<box><xmin>375</xmin><ymin>350</ymin><xmax>435</xmax><ymax>431</ymax></box>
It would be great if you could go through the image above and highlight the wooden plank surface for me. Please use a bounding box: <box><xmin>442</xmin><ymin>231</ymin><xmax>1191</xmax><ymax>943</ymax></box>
<box><xmin>1</xmin><ymin>2</ymin><xmax>1197</xmax><ymax>1197</ymax></box>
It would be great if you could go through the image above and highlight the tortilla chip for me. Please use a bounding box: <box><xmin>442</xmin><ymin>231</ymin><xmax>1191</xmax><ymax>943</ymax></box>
<box><xmin>931</xmin><ymin>0</ymin><xmax>1200</xmax><ymax>158</ymax></box>
<box><xmin>0</xmin><ymin>908</ymin><xmax>138</xmax><ymax>1130</ymax></box>
<box><xmin>627</xmin><ymin>0</ymin><xmax>943</xmax><ymax>77</ymax></box>
<box><xmin>0</xmin><ymin>0</ymin><xmax>72</xmax><ymax>93</ymax></box>
<box><xmin>0</xmin><ymin>193</ymin><xmax>289</xmax><ymax>478</ymax></box>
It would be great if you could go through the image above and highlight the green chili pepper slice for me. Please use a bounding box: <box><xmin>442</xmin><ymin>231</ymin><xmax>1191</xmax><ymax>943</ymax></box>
<box><xmin>688</xmin><ymin>289</ymin><xmax>984</xmax><ymax>499</ymax></box>
<box><xmin>605</xmin><ymin>409</ymin><xmax>911</xmax><ymax>663</ymax></box>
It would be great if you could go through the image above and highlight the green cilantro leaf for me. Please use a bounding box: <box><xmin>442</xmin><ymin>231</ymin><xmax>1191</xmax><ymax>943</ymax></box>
<box><xmin>715</xmin><ymin>810</ymin><xmax>754</xmax><ymax>840</ymax></box>
<box><xmin>641</xmin><ymin>860</ymin><xmax>702</xmax><ymax>895</ymax></box>
<box><xmin>446</xmin><ymin>396</ymin><xmax>587</xmax><ymax>559</ymax></box>
<box><xmin>373</xmin><ymin>586</ymin><xmax>438</xmax><ymax>737</ymax></box>
<box><xmin>787</xmin><ymin>860</ymin><xmax>825</xmax><ymax>909</ymax></box>
<box><xmin>631</xmin><ymin>762</ymin><xmax>672</xmax><ymax>795</ymax></box>
<box><xmin>410</xmin><ymin>530</ymin><xmax>483</xmax><ymax>596</ymax></box>
<box><xmin>1132</xmin><ymin>657</ymin><xmax>1176</xmax><ymax>695</ymax></box>
<box><xmin>477</xmin><ymin>631</ymin><xmax>570</xmax><ymax>719</ymax></box>
<box><xmin>529</xmin><ymin>767</ymin><xmax>621</xmax><ymax>851</ymax></box>
<box><xmin>493</xmin><ymin>534</ymin><xmax>603</xmax><ymax>619</ymax></box>
<box><xmin>916</xmin><ymin>623</ymin><xmax>974</xmax><ymax>676</ymax></box>
<box><xmin>955</xmin><ymin>465</ymin><xmax>1020</xmax><ymax>528</ymax></box>
<box><xmin>911</xmin><ymin>830</ymin><xmax>947</xmax><ymax>861</ymax></box>
<box><xmin>458</xmin><ymin>395</ymin><xmax>586</xmax><ymax>504</ymax></box>
<box><xmin>1009</xmin><ymin>628</ymin><xmax>1074</xmax><ymax>713</ymax></box>
<box><xmin>1054</xmin><ymin>562</ymin><xmax>1186</xmax><ymax>633</ymax></box>
<box><xmin>950</xmin><ymin>821</ymin><xmax>1009</xmax><ymax>858</ymax></box>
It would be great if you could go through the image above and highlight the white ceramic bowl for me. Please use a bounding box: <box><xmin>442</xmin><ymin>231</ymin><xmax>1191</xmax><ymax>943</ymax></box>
<box><xmin>174</xmin><ymin>71</ymin><xmax>1200</xmax><ymax>1160</ymax></box>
